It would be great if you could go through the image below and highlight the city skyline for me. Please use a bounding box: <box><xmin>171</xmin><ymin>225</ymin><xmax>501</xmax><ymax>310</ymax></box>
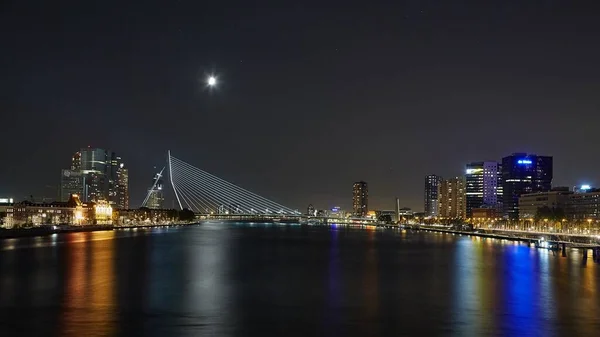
<box><xmin>2</xmin><ymin>1</ymin><xmax>600</xmax><ymax>211</ymax></box>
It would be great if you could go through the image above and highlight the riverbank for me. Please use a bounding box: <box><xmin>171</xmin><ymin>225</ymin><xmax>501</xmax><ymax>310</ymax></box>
<box><xmin>0</xmin><ymin>222</ymin><xmax>193</xmax><ymax>239</ymax></box>
<box><xmin>411</xmin><ymin>225</ymin><xmax>600</xmax><ymax>249</ymax></box>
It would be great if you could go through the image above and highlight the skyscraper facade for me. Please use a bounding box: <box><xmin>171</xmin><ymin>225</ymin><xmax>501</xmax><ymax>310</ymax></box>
<box><xmin>352</xmin><ymin>181</ymin><xmax>368</xmax><ymax>216</ymax></box>
<box><xmin>502</xmin><ymin>153</ymin><xmax>553</xmax><ymax>220</ymax></box>
<box><xmin>115</xmin><ymin>161</ymin><xmax>129</xmax><ymax>209</ymax></box>
<box><xmin>60</xmin><ymin>147</ymin><xmax>129</xmax><ymax>208</ymax></box>
<box><xmin>59</xmin><ymin>169</ymin><xmax>84</xmax><ymax>202</ymax></box>
<box><xmin>439</xmin><ymin>177</ymin><xmax>466</xmax><ymax>219</ymax></box>
<box><xmin>80</xmin><ymin>147</ymin><xmax>111</xmax><ymax>202</ymax></box>
<box><xmin>465</xmin><ymin>161</ymin><xmax>503</xmax><ymax>217</ymax></box>
<box><xmin>424</xmin><ymin>175</ymin><xmax>442</xmax><ymax>217</ymax></box>
<box><xmin>146</xmin><ymin>172</ymin><xmax>164</xmax><ymax>209</ymax></box>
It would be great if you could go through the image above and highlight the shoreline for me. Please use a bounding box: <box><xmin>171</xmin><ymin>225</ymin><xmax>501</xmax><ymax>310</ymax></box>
<box><xmin>411</xmin><ymin>225</ymin><xmax>600</xmax><ymax>250</ymax></box>
<box><xmin>0</xmin><ymin>223</ymin><xmax>192</xmax><ymax>239</ymax></box>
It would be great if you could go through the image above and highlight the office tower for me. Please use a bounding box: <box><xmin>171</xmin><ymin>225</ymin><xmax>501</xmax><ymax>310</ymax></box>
<box><xmin>352</xmin><ymin>181</ymin><xmax>368</xmax><ymax>216</ymax></box>
<box><xmin>115</xmin><ymin>161</ymin><xmax>129</xmax><ymax>209</ymax></box>
<box><xmin>106</xmin><ymin>156</ymin><xmax>129</xmax><ymax>209</ymax></box>
<box><xmin>465</xmin><ymin>161</ymin><xmax>503</xmax><ymax>217</ymax></box>
<box><xmin>61</xmin><ymin>147</ymin><xmax>129</xmax><ymax>207</ymax></box>
<box><xmin>502</xmin><ymin>153</ymin><xmax>553</xmax><ymax>220</ymax></box>
<box><xmin>424</xmin><ymin>175</ymin><xmax>442</xmax><ymax>217</ymax></box>
<box><xmin>59</xmin><ymin>169</ymin><xmax>84</xmax><ymax>201</ymax></box>
<box><xmin>80</xmin><ymin>147</ymin><xmax>112</xmax><ymax>202</ymax></box>
<box><xmin>146</xmin><ymin>171</ymin><xmax>164</xmax><ymax>209</ymax></box>
<box><xmin>439</xmin><ymin>177</ymin><xmax>466</xmax><ymax>219</ymax></box>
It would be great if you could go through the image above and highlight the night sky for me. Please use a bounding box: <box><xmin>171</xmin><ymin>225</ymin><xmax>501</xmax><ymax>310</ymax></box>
<box><xmin>2</xmin><ymin>0</ymin><xmax>599</xmax><ymax>211</ymax></box>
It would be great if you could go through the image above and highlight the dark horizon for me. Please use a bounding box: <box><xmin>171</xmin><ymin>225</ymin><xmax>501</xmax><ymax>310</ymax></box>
<box><xmin>2</xmin><ymin>0</ymin><xmax>600</xmax><ymax>211</ymax></box>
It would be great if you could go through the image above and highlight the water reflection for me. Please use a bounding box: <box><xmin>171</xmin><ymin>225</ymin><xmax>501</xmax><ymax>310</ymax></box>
<box><xmin>60</xmin><ymin>231</ymin><xmax>116</xmax><ymax>336</ymax></box>
<box><xmin>0</xmin><ymin>226</ymin><xmax>598</xmax><ymax>336</ymax></box>
<box><xmin>362</xmin><ymin>229</ymin><xmax>379</xmax><ymax>334</ymax></box>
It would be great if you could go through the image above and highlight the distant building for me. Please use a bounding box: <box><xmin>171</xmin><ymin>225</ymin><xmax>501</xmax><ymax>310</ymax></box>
<box><xmin>438</xmin><ymin>177</ymin><xmax>466</xmax><ymax>219</ymax></box>
<box><xmin>115</xmin><ymin>162</ymin><xmax>129</xmax><ymax>209</ymax></box>
<box><xmin>374</xmin><ymin>210</ymin><xmax>397</xmax><ymax>222</ymax></box>
<box><xmin>61</xmin><ymin>147</ymin><xmax>129</xmax><ymax>209</ymax></box>
<box><xmin>352</xmin><ymin>181</ymin><xmax>368</xmax><ymax>216</ymax></box>
<box><xmin>472</xmin><ymin>208</ymin><xmax>497</xmax><ymax>220</ymax></box>
<box><xmin>60</xmin><ymin>169</ymin><xmax>84</xmax><ymax>202</ymax></box>
<box><xmin>146</xmin><ymin>171</ymin><xmax>164</xmax><ymax>209</ymax></box>
<box><xmin>307</xmin><ymin>204</ymin><xmax>316</xmax><ymax>216</ymax></box>
<box><xmin>6</xmin><ymin>194</ymin><xmax>110</xmax><ymax>227</ymax></box>
<box><xmin>465</xmin><ymin>161</ymin><xmax>502</xmax><ymax>217</ymax></box>
<box><xmin>398</xmin><ymin>207</ymin><xmax>413</xmax><ymax>217</ymax></box>
<box><xmin>424</xmin><ymin>175</ymin><xmax>442</xmax><ymax>217</ymax></box>
<box><xmin>0</xmin><ymin>198</ymin><xmax>15</xmax><ymax>228</ymax></box>
<box><xmin>502</xmin><ymin>153</ymin><xmax>553</xmax><ymax>220</ymax></box>
<box><xmin>80</xmin><ymin>147</ymin><xmax>111</xmax><ymax>202</ymax></box>
<box><xmin>573</xmin><ymin>184</ymin><xmax>596</xmax><ymax>194</ymax></box>
<box><xmin>566</xmin><ymin>191</ymin><xmax>600</xmax><ymax>221</ymax></box>
<box><xmin>518</xmin><ymin>190</ymin><xmax>573</xmax><ymax>220</ymax></box>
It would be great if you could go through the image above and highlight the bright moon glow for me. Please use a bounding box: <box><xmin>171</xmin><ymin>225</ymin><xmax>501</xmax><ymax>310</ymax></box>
<box><xmin>208</xmin><ymin>76</ymin><xmax>216</xmax><ymax>86</ymax></box>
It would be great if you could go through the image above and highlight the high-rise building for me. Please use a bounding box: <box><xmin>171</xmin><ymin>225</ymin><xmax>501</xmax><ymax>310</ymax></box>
<box><xmin>107</xmin><ymin>156</ymin><xmax>129</xmax><ymax>209</ymax></box>
<box><xmin>80</xmin><ymin>147</ymin><xmax>112</xmax><ymax>202</ymax></box>
<box><xmin>502</xmin><ymin>153</ymin><xmax>553</xmax><ymax>220</ymax></box>
<box><xmin>61</xmin><ymin>147</ymin><xmax>129</xmax><ymax>208</ymax></box>
<box><xmin>352</xmin><ymin>181</ymin><xmax>368</xmax><ymax>216</ymax></box>
<box><xmin>465</xmin><ymin>161</ymin><xmax>503</xmax><ymax>217</ymax></box>
<box><xmin>146</xmin><ymin>172</ymin><xmax>164</xmax><ymax>209</ymax></box>
<box><xmin>424</xmin><ymin>175</ymin><xmax>442</xmax><ymax>217</ymax></box>
<box><xmin>71</xmin><ymin>151</ymin><xmax>81</xmax><ymax>170</ymax></box>
<box><xmin>439</xmin><ymin>177</ymin><xmax>466</xmax><ymax>219</ymax></box>
<box><xmin>59</xmin><ymin>169</ymin><xmax>84</xmax><ymax>202</ymax></box>
<box><xmin>115</xmin><ymin>161</ymin><xmax>129</xmax><ymax>209</ymax></box>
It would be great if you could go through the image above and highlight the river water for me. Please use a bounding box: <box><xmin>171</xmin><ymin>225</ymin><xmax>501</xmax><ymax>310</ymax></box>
<box><xmin>0</xmin><ymin>223</ymin><xmax>598</xmax><ymax>336</ymax></box>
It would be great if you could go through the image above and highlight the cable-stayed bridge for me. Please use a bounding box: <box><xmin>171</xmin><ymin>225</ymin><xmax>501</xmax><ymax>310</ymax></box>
<box><xmin>166</xmin><ymin>151</ymin><xmax>300</xmax><ymax>216</ymax></box>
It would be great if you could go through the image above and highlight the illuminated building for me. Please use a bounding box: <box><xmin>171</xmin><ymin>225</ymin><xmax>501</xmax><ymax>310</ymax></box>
<box><xmin>9</xmin><ymin>194</ymin><xmax>87</xmax><ymax>227</ymax></box>
<box><xmin>61</xmin><ymin>148</ymin><xmax>128</xmax><ymax>208</ymax></box>
<box><xmin>145</xmin><ymin>171</ymin><xmax>164</xmax><ymax>209</ymax></box>
<box><xmin>465</xmin><ymin>161</ymin><xmax>503</xmax><ymax>217</ymax></box>
<box><xmin>502</xmin><ymin>153</ymin><xmax>553</xmax><ymax>220</ymax></box>
<box><xmin>374</xmin><ymin>210</ymin><xmax>397</xmax><ymax>222</ymax></box>
<box><xmin>0</xmin><ymin>198</ymin><xmax>15</xmax><ymax>228</ymax></box>
<box><xmin>109</xmin><ymin>158</ymin><xmax>129</xmax><ymax>209</ymax></box>
<box><xmin>438</xmin><ymin>177</ymin><xmax>466</xmax><ymax>219</ymax></box>
<box><xmin>352</xmin><ymin>181</ymin><xmax>368</xmax><ymax>217</ymax></box>
<box><xmin>566</xmin><ymin>191</ymin><xmax>600</xmax><ymax>221</ymax></box>
<box><xmin>115</xmin><ymin>162</ymin><xmax>129</xmax><ymax>209</ymax></box>
<box><xmin>80</xmin><ymin>147</ymin><xmax>111</xmax><ymax>202</ymax></box>
<box><xmin>307</xmin><ymin>204</ymin><xmax>316</xmax><ymax>216</ymax></box>
<box><xmin>71</xmin><ymin>151</ymin><xmax>81</xmax><ymax>170</ymax></box>
<box><xmin>398</xmin><ymin>207</ymin><xmax>413</xmax><ymax>217</ymax></box>
<box><xmin>518</xmin><ymin>190</ymin><xmax>572</xmax><ymax>219</ymax></box>
<box><xmin>60</xmin><ymin>169</ymin><xmax>84</xmax><ymax>202</ymax></box>
<box><xmin>93</xmin><ymin>200</ymin><xmax>113</xmax><ymax>225</ymax></box>
<box><xmin>472</xmin><ymin>208</ymin><xmax>497</xmax><ymax>219</ymax></box>
<box><xmin>329</xmin><ymin>206</ymin><xmax>345</xmax><ymax>218</ymax></box>
<box><xmin>424</xmin><ymin>174</ymin><xmax>442</xmax><ymax>217</ymax></box>
<box><xmin>573</xmin><ymin>184</ymin><xmax>596</xmax><ymax>194</ymax></box>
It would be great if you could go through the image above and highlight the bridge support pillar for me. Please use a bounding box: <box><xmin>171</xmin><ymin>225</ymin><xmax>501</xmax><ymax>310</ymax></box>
<box><xmin>582</xmin><ymin>248</ymin><xmax>588</xmax><ymax>265</ymax></box>
<box><xmin>593</xmin><ymin>248</ymin><xmax>598</xmax><ymax>262</ymax></box>
<box><xmin>561</xmin><ymin>243</ymin><xmax>567</xmax><ymax>257</ymax></box>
